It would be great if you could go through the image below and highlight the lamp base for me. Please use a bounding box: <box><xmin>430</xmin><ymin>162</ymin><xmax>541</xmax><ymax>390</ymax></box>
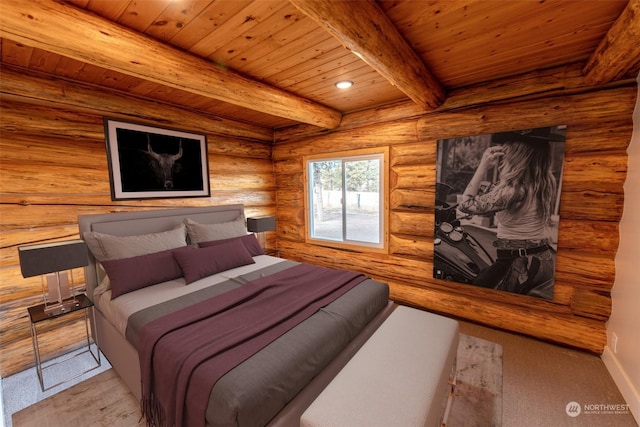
<box><xmin>44</xmin><ymin>297</ymin><xmax>79</xmax><ymax>315</ymax></box>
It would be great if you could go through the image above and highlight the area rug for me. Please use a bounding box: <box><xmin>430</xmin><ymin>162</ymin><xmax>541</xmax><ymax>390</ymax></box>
<box><xmin>447</xmin><ymin>333</ymin><xmax>504</xmax><ymax>427</ymax></box>
<box><xmin>13</xmin><ymin>333</ymin><xmax>502</xmax><ymax>427</ymax></box>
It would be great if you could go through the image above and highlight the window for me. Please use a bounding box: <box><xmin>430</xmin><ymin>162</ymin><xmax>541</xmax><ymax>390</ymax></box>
<box><xmin>304</xmin><ymin>148</ymin><xmax>388</xmax><ymax>251</ymax></box>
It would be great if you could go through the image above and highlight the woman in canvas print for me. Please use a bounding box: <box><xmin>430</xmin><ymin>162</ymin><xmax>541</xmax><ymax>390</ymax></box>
<box><xmin>458</xmin><ymin>133</ymin><xmax>558</xmax><ymax>299</ymax></box>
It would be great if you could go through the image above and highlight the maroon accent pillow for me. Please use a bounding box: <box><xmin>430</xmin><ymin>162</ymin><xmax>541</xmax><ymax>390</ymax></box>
<box><xmin>174</xmin><ymin>239</ymin><xmax>256</xmax><ymax>284</ymax></box>
<box><xmin>102</xmin><ymin>246</ymin><xmax>189</xmax><ymax>299</ymax></box>
<box><xmin>198</xmin><ymin>234</ymin><xmax>265</xmax><ymax>257</ymax></box>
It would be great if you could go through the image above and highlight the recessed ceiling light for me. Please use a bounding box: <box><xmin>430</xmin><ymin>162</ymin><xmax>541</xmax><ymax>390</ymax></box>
<box><xmin>335</xmin><ymin>80</ymin><xmax>353</xmax><ymax>89</ymax></box>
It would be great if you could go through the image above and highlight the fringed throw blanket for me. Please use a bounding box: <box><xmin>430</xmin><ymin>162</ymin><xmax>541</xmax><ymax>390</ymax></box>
<box><xmin>139</xmin><ymin>263</ymin><xmax>366</xmax><ymax>427</ymax></box>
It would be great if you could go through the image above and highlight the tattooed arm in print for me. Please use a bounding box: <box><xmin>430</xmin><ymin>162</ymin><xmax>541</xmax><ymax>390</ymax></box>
<box><xmin>458</xmin><ymin>145</ymin><xmax>519</xmax><ymax>216</ymax></box>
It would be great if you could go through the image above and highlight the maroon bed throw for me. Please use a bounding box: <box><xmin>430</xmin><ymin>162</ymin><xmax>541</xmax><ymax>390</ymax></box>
<box><xmin>139</xmin><ymin>263</ymin><xmax>366</xmax><ymax>427</ymax></box>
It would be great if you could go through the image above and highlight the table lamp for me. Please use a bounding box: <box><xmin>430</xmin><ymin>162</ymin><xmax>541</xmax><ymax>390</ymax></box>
<box><xmin>18</xmin><ymin>240</ymin><xmax>89</xmax><ymax>314</ymax></box>
<box><xmin>247</xmin><ymin>216</ymin><xmax>276</xmax><ymax>248</ymax></box>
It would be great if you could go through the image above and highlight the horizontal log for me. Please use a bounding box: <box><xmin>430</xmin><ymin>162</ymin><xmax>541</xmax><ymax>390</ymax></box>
<box><xmin>273</xmin><ymin>158</ymin><xmax>303</xmax><ymax>176</ymax></box>
<box><xmin>387</xmin><ymin>233</ymin><xmax>614</xmax><ymax>289</ymax></box>
<box><xmin>0</xmin><ymin>101</ymin><xmax>106</xmax><ymax>140</ymax></box>
<box><xmin>274</xmin><ymin>62</ymin><xmax>625</xmax><ymax>144</ymax></box>
<box><xmin>0</xmin><ymin>163</ymin><xmax>111</xmax><ymax>195</ymax></box>
<box><xmin>275</xmin><ymin>237</ymin><xmax>613</xmax><ymax>328</ymax></box>
<box><xmin>0</xmin><ymin>64</ymin><xmax>273</xmax><ymax>142</ymax></box>
<box><xmin>389</xmin><ymin>211</ymin><xmax>433</xmax><ymax>238</ymax></box>
<box><xmin>389</xmin><ymin>151</ymin><xmax>627</xmax><ymax>194</ymax></box>
<box><xmin>1</xmin><ymin>224</ymin><xmax>80</xmax><ymax>255</ymax></box>
<box><xmin>564</xmin><ymin>120</ymin><xmax>634</xmax><ymax>154</ymax></box>
<box><xmin>0</xmin><ymin>193</ymin><xmax>275</xmax><ymax>245</ymax></box>
<box><xmin>0</xmin><ymin>133</ymin><xmax>106</xmax><ymax>168</ymax></box>
<box><xmin>390</xmin><ymin>188</ymin><xmax>624</xmax><ymax>222</ymax></box>
<box><xmin>390</xmin><ymin>143</ymin><xmax>436</xmax><ymax>166</ymax></box>
<box><xmin>390</xmin><ymin>164</ymin><xmax>436</xmax><ymax>190</ymax></box>
<box><xmin>389</xmin><ymin>233</ymin><xmax>430</xmax><ymax>258</ymax></box>
<box><xmin>560</xmin><ymin>151</ymin><xmax>627</xmax><ymax>192</ymax></box>
<box><xmin>559</xmin><ymin>191</ymin><xmax>624</xmax><ymax>222</ymax></box>
<box><xmin>275</xmin><ymin>189</ymin><xmax>304</xmax><ymax>210</ymax></box>
<box><xmin>277</xmin><ymin>239</ymin><xmax>578</xmax><ymax>313</ymax></box>
<box><xmin>277</xmin><ymin>206</ymin><xmax>620</xmax><ymax>263</ymax></box>
<box><xmin>1</xmin><ymin>104</ymin><xmax>273</xmax><ymax>159</ymax></box>
<box><xmin>275</xmin><ymin>172</ymin><xmax>304</xmax><ymax>191</ymax></box>
<box><xmin>389</xmin><ymin>210</ymin><xmax>619</xmax><ymax>254</ymax></box>
<box><xmin>415</xmin><ymin>86</ymin><xmax>636</xmax><ymax>142</ymax></box>
<box><xmin>0</xmin><ymin>192</ymin><xmax>274</xmax><ymax>217</ymax></box>
<box><xmin>389</xmin><ymin>281</ymin><xmax>606</xmax><ymax>354</ymax></box>
<box><xmin>0</xmin><ymin>190</ymin><xmax>274</xmax><ymax>232</ymax></box>
<box><xmin>556</xmin><ymin>220</ymin><xmax>619</xmax><ymax>253</ymax></box>
<box><xmin>438</xmin><ymin>62</ymin><xmax>587</xmax><ymax>112</ymax></box>
<box><xmin>389</xmin><ymin>188</ymin><xmax>436</xmax><ymax>212</ymax></box>
<box><xmin>0</xmin><ymin>165</ymin><xmax>273</xmax><ymax>199</ymax></box>
<box><xmin>571</xmin><ymin>288</ymin><xmax>612</xmax><ymax>321</ymax></box>
<box><xmin>273</xmin><ymin>120</ymin><xmax>417</xmax><ymax>161</ymax></box>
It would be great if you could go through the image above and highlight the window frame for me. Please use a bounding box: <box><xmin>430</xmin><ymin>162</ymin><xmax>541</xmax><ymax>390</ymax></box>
<box><xmin>303</xmin><ymin>147</ymin><xmax>389</xmax><ymax>253</ymax></box>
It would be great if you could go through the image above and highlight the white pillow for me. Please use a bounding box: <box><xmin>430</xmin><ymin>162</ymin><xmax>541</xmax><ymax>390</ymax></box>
<box><xmin>84</xmin><ymin>223</ymin><xmax>187</xmax><ymax>261</ymax></box>
<box><xmin>184</xmin><ymin>216</ymin><xmax>247</xmax><ymax>244</ymax></box>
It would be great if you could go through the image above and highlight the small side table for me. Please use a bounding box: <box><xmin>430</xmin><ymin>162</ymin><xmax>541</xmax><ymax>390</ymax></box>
<box><xmin>27</xmin><ymin>293</ymin><xmax>101</xmax><ymax>391</ymax></box>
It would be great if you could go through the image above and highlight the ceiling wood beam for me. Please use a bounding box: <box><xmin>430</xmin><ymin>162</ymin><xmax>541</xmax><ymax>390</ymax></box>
<box><xmin>290</xmin><ymin>0</ymin><xmax>445</xmax><ymax>111</ymax></box>
<box><xmin>0</xmin><ymin>0</ymin><xmax>342</xmax><ymax>129</ymax></box>
<box><xmin>583</xmin><ymin>0</ymin><xmax>640</xmax><ymax>85</ymax></box>
<box><xmin>0</xmin><ymin>65</ymin><xmax>273</xmax><ymax>142</ymax></box>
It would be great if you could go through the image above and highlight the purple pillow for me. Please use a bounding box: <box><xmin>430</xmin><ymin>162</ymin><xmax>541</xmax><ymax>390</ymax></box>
<box><xmin>198</xmin><ymin>234</ymin><xmax>265</xmax><ymax>257</ymax></box>
<box><xmin>174</xmin><ymin>239</ymin><xmax>256</xmax><ymax>284</ymax></box>
<box><xmin>102</xmin><ymin>246</ymin><xmax>189</xmax><ymax>299</ymax></box>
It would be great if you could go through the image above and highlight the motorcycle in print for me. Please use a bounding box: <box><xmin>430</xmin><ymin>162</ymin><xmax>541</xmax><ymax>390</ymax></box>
<box><xmin>433</xmin><ymin>183</ymin><xmax>494</xmax><ymax>284</ymax></box>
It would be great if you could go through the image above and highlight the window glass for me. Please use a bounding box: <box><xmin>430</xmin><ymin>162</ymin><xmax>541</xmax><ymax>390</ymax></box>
<box><xmin>306</xmin><ymin>149</ymin><xmax>386</xmax><ymax>250</ymax></box>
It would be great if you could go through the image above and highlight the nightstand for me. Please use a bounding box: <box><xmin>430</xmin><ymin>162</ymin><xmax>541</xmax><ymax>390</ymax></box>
<box><xmin>27</xmin><ymin>293</ymin><xmax>101</xmax><ymax>391</ymax></box>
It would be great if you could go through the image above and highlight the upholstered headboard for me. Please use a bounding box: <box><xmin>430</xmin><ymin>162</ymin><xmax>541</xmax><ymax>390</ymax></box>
<box><xmin>78</xmin><ymin>205</ymin><xmax>245</xmax><ymax>300</ymax></box>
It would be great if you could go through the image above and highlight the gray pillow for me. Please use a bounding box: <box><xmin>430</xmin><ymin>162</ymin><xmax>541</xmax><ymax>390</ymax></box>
<box><xmin>84</xmin><ymin>223</ymin><xmax>187</xmax><ymax>261</ymax></box>
<box><xmin>184</xmin><ymin>216</ymin><xmax>247</xmax><ymax>244</ymax></box>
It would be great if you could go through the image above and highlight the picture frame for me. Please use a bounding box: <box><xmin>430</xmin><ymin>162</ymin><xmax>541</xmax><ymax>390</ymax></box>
<box><xmin>434</xmin><ymin>125</ymin><xmax>566</xmax><ymax>300</ymax></box>
<box><xmin>104</xmin><ymin>119</ymin><xmax>210</xmax><ymax>200</ymax></box>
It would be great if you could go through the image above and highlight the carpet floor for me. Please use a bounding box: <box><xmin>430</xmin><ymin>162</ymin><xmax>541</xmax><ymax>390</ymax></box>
<box><xmin>2</xmin><ymin>345</ymin><xmax>111</xmax><ymax>427</ymax></box>
<box><xmin>9</xmin><ymin>334</ymin><xmax>500</xmax><ymax>427</ymax></box>
<box><xmin>458</xmin><ymin>320</ymin><xmax>637</xmax><ymax>427</ymax></box>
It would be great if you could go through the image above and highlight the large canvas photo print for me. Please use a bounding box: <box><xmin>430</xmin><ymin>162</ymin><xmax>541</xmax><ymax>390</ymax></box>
<box><xmin>434</xmin><ymin>126</ymin><xmax>566</xmax><ymax>300</ymax></box>
<box><xmin>104</xmin><ymin>119</ymin><xmax>209</xmax><ymax>200</ymax></box>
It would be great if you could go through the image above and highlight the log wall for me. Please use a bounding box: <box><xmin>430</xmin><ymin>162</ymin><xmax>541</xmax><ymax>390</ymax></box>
<box><xmin>0</xmin><ymin>67</ymin><xmax>276</xmax><ymax>378</ymax></box>
<box><xmin>0</xmin><ymin>62</ymin><xmax>635</xmax><ymax>377</ymax></box>
<box><xmin>273</xmin><ymin>83</ymin><xmax>636</xmax><ymax>355</ymax></box>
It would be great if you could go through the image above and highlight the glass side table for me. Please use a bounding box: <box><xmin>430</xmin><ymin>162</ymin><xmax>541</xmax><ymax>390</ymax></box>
<box><xmin>27</xmin><ymin>293</ymin><xmax>101</xmax><ymax>391</ymax></box>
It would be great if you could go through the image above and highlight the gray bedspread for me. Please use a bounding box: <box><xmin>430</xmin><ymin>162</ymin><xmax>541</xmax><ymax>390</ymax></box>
<box><xmin>125</xmin><ymin>261</ymin><xmax>390</xmax><ymax>427</ymax></box>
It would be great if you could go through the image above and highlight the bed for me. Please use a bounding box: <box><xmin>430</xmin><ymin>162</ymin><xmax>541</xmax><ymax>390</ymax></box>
<box><xmin>78</xmin><ymin>205</ymin><xmax>398</xmax><ymax>427</ymax></box>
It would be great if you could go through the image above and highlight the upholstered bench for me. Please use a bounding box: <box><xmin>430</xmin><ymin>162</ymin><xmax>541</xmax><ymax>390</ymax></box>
<box><xmin>300</xmin><ymin>305</ymin><xmax>459</xmax><ymax>427</ymax></box>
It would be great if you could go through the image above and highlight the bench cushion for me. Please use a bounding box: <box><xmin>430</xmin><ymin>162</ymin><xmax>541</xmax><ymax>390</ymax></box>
<box><xmin>300</xmin><ymin>305</ymin><xmax>459</xmax><ymax>427</ymax></box>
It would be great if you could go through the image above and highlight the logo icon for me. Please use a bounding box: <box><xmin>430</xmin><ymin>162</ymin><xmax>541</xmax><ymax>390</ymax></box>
<box><xmin>566</xmin><ymin>401</ymin><xmax>581</xmax><ymax>417</ymax></box>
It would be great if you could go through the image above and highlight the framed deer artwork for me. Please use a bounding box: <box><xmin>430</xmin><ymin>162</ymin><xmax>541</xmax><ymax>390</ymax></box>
<box><xmin>104</xmin><ymin>119</ymin><xmax>210</xmax><ymax>200</ymax></box>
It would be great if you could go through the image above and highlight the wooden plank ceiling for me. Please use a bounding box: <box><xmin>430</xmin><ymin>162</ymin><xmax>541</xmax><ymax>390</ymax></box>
<box><xmin>1</xmin><ymin>0</ymin><xmax>638</xmax><ymax>131</ymax></box>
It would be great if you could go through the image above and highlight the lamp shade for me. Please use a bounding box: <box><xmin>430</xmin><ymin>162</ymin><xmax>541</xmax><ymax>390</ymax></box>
<box><xmin>18</xmin><ymin>240</ymin><xmax>89</xmax><ymax>278</ymax></box>
<box><xmin>247</xmin><ymin>216</ymin><xmax>276</xmax><ymax>233</ymax></box>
